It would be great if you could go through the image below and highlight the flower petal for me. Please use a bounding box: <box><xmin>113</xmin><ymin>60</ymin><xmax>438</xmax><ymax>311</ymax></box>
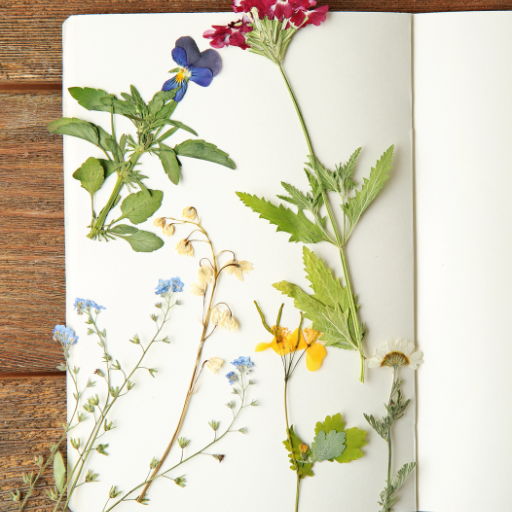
<box><xmin>306</xmin><ymin>345</ymin><xmax>327</xmax><ymax>371</ymax></box>
<box><xmin>174</xmin><ymin>80</ymin><xmax>188</xmax><ymax>102</ymax></box>
<box><xmin>175</xmin><ymin>36</ymin><xmax>201</xmax><ymax>65</ymax></box>
<box><xmin>194</xmin><ymin>49</ymin><xmax>222</xmax><ymax>77</ymax></box>
<box><xmin>255</xmin><ymin>342</ymin><xmax>272</xmax><ymax>352</ymax></box>
<box><xmin>162</xmin><ymin>77</ymin><xmax>179</xmax><ymax>92</ymax></box>
<box><xmin>190</xmin><ymin>67</ymin><xmax>213</xmax><ymax>87</ymax></box>
<box><xmin>171</xmin><ymin>46</ymin><xmax>188</xmax><ymax>67</ymax></box>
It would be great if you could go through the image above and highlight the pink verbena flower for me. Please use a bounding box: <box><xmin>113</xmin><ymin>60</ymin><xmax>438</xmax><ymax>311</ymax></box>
<box><xmin>203</xmin><ymin>0</ymin><xmax>329</xmax><ymax>63</ymax></box>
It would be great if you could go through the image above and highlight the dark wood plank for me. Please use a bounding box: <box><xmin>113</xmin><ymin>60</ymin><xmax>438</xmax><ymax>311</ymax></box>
<box><xmin>0</xmin><ymin>374</ymin><xmax>66</xmax><ymax>511</ymax></box>
<box><xmin>0</xmin><ymin>91</ymin><xmax>65</xmax><ymax>373</ymax></box>
<box><xmin>1</xmin><ymin>0</ymin><xmax>511</xmax><ymax>83</ymax></box>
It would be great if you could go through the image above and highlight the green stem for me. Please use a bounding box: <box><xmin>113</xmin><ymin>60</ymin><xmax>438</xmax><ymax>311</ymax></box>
<box><xmin>284</xmin><ymin>377</ymin><xmax>301</xmax><ymax>511</ymax></box>
<box><xmin>295</xmin><ymin>474</ymin><xmax>301</xmax><ymax>512</ymax></box>
<box><xmin>278</xmin><ymin>63</ymin><xmax>366</xmax><ymax>383</ymax></box>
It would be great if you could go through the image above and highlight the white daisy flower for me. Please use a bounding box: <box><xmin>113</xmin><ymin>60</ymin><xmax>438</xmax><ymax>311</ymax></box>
<box><xmin>367</xmin><ymin>339</ymin><xmax>423</xmax><ymax>370</ymax></box>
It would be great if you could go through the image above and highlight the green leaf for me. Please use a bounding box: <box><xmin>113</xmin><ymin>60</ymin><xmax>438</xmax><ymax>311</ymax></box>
<box><xmin>117</xmin><ymin>230</ymin><xmax>164</xmax><ymax>252</ymax></box>
<box><xmin>163</xmin><ymin>119</ymin><xmax>198</xmax><ymax>136</ymax></box>
<box><xmin>109</xmin><ymin>224</ymin><xmax>138</xmax><ymax>235</ymax></box>
<box><xmin>336</xmin><ymin>147</ymin><xmax>361</xmax><ymax>193</ymax></box>
<box><xmin>302</xmin><ymin>247</ymin><xmax>351</xmax><ymax>312</ymax></box>
<box><xmin>282</xmin><ymin>426</ymin><xmax>314</xmax><ymax>479</ymax></box>
<box><xmin>307</xmin><ymin>155</ymin><xmax>338</xmax><ymax>193</ymax></box>
<box><xmin>277</xmin><ymin>182</ymin><xmax>313</xmax><ymax>211</ymax></box>
<box><xmin>273</xmin><ymin>281</ymin><xmax>355</xmax><ymax>350</ymax></box>
<box><xmin>343</xmin><ymin>145</ymin><xmax>393</xmax><ymax>238</ymax></box>
<box><xmin>98</xmin><ymin>159</ymin><xmax>119</xmax><ymax>179</ymax></box>
<box><xmin>391</xmin><ymin>462</ymin><xmax>416</xmax><ymax>493</ymax></box>
<box><xmin>120</xmin><ymin>190</ymin><xmax>163</xmax><ymax>225</ymax></box>
<box><xmin>335</xmin><ymin>427</ymin><xmax>366</xmax><ymax>463</ymax></box>
<box><xmin>237</xmin><ymin>193</ymin><xmax>327</xmax><ymax>244</ymax></box>
<box><xmin>53</xmin><ymin>451</ymin><xmax>66</xmax><ymax>493</ymax></box>
<box><xmin>97</xmin><ymin>126</ymin><xmax>118</xmax><ymax>154</ymax></box>
<box><xmin>158</xmin><ymin>144</ymin><xmax>181</xmax><ymax>185</ymax></box>
<box><xmin>72</xmin><ymin>157</ymin><xmax>104</xmax><ymax>196</ymax></box>
<box><xmin>174</xmin><ymin>139</ymin><xmax>236</xmax><ymax>169</ymax></box>
<box><xmin>68</xmin><ymin>87</ymin><xmax>112</xmax><ymax>112</ymax></box>
<box><xmin>48</xmin><ymin>117</ymin><xmax>99</xmax><ymax>146</ymax></box>
<box><xmin>314</xmin><ymin>413</ymin><xmax>346</xmax><ymax>436</ymax></box>
<box><xmin>311</xmin><ymin>430</ymin><xmax>346</xmax><ymax>462</ymax></box>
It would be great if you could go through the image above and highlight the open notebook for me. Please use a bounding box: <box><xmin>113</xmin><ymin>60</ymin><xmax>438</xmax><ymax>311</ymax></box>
<box><xmin>61</xmin><ymin>11</ymin><xmax>512</xmax><ymax>512</ymax></box>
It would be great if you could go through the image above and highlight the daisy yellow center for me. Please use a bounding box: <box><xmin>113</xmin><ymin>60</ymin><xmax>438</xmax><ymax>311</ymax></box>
<box><xmin>381</xmin><ymin>351</ymin><xmax>409</xmax><ymax>368</ymax></box>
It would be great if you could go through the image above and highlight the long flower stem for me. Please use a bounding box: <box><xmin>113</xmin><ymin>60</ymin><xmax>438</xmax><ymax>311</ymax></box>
<box><xmin>278</xmin><ymin>63</ymin><xmax>365</xmax><ymax>382</ymax></box>
<box><xmin>284</xmin><ymin>377</ymin><xmax>301</xmax><ymax>512</ymax></box>
<box><xmin>383</xmin><ymin>370</ymin><xmax>398</xmax><ymax>511</ymax></box>
<box><xmin>136</xmin><ymin>223</ymin><xmax>218</xmax><ymax>502</ymax></box>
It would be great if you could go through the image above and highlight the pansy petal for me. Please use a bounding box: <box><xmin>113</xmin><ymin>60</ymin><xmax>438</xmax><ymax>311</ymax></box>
<box><xmin>162</xmin><ymin>77</ymin><xmax>179</xmax><ymax>92</ymax></box>
<box><xmin>194</xmin><ymin>49</ymin><xmax>222</xmax><ymax>76</ymax></box>
<box><xmin>174</xmin><ymin>81</ymin><xmax>188</xmax><ymax>102</ymax></box>
<box><xmin>175</xmin><ymin>36</ymin><xmax>201</xmax><ymax>65</ymax></box>
<box><xmin>190</xmin><ymin>67</ymin><xmax>213</xmax><ymax>87</ymax></box>
<box><xmin>171</xmin><ymin>46</ymin><xmax>188</xmax><ymax>67</ymax></box>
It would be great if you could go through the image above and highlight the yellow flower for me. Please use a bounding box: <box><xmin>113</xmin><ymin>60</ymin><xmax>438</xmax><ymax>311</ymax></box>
<box><xmin>205</xmin><ymin>357</ymin><xmax>224</xmax><ymax>374</ymax></box>
<box><xmin>153</xmin><ymin>217</ymin><xmax>166</xmax><ymax>229</ymax></box>
<box><xmin>163</xmin><ymin>223</ymin><xmax>175</xmax><ymax>236</ymax></box>
<box><xmin>182</xmin><ymin>206</ymin><xmax>197</xmax><ymax>221</ymax></box>
<box><xmin>225</xmin><ymin>259</ymin><xmax>253</xmax><ymax>281</ymax></box>
<box><xmin>197</xmin><ymin>265</ymin><xmax>214</xmax><ymax>284</ymax></box>
<box><xmin>255</xmin><ymin>326</ymin><xmax>326</xmax><ymax>371</ymax></box>
<box><xmin>176</xmin><ymin>239</ymin><xmax>194</xmax><ymax>256</ymax></box>
<box><xmin>190</xmin><ymin>282</ymin><xmax>207</xmax><ymax>296</ymax></box>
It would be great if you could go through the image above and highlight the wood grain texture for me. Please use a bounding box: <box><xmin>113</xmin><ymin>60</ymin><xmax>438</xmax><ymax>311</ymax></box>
<box><xmin>0</xmin><ymin>91</ymin><xmax>65</xmax><ymax>373</ymax></box>
<box><xmin>0</xmin><ymin>375</ymin><xmax>66</xmax><ymax>512</ymax></box>
<box><xmin>1</xmin><ymin>0</ymin><xmax>512</xmax><ymax>83</ymax></box>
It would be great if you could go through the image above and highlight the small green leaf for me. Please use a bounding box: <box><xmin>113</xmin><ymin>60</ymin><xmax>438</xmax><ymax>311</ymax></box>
<box><xmin>109</xmin><ymin>224</ymin><xmax>138</xmax><ymax>235</ymax></box>
<box><xmin>120</xmin><ymin>190</ymin><xmax>163</xmax><ymax>225</ymax></box>
<box><xmin>97</xmin><ymin>159</ymin><xmax>119</xmax><ymax>179</ymax></box>
<box><xmin>343</xmin><ymin>145</ymin><xmax>393</xmax><ymax>238</ymax></box>
<box><xmin>311</xmin><ymin>430</ymin><xmax>346</xmax><ymax>462</ymax></box>
<box><xmin>162</xmin><ymin>119</ymin><xmax>198</xmax><ymax>136</ymax></box>
<box><xmin>282</xmin><ymin>426</ymin><xmax>314</xmax><ymax>479</ymax></box>
<box><xmin>53</xmin><ymin>451</ymin><xmax>66</xmax><ymax>493</ymax></box>
<box><xmin>117</xmin><ymin>230</ymin><xmax>164</xmax><ymax>253</ymax></box>
<box><xmin>68</xmin><ymin>87</ymin><xmax>112</xmax><ymax>112</ymax></box>
<box><xmin>97</xmin><ymin>126</ymin><xmax>118</xmax><ymax>154</ymax></box>
<box><xmin>174</xmin><ymin>139</ymin><xmax>236</xmax><ymax>169</ymax></box>
<box><xmin>314</xmin><ymin>413</ymin><xmax>346</xmax><ymax>436</ymax></box>
<box><xmin>73</xmin><ymin>157</ymin><xmax>104</xmax><ymax>196</ymax></box>
<box><xmin>335</xmin><ymin>427</ymin><xmax>366</xmax><ymax>463</ymax></box>
<box><xmin>158</xmin><ymin>144</ymin><xmax>181</xmax><ymax>185</ymax></box>
<box><xmin>237</xmin><ymin>193</ymin><xmax>327</xmax><ymax>244</ymax></box>
<box><xmin>48</xmin><ymin>117</ymin><xmax>99</xmax><ymax>146</ymax></box>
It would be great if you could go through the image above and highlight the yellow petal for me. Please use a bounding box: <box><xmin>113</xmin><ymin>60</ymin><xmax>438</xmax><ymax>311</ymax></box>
<box><xmin>306</xmin><ymin>343</ymin><xmax>327</xmax><ymax>371</ymax></box>
<box><xmin>285</xmin><ymin>328</ymin><xmax>306</xmax><ymax>352</ymax></box>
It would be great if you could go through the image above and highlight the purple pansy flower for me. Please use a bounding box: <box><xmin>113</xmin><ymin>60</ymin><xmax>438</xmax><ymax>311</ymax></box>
<box><xmin>162</xmin><ymin>36</ymin><xmax>222</xmax><ymax>102</ymax></box>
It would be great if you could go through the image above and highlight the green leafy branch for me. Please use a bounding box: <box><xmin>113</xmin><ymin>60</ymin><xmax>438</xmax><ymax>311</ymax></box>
<box><xmin>238</xmin><ymin>146</ymin><xmax>393</xmax><ymax>382</ymax></box>
<box><xmin>48</xmin><ymin>86</ymin><xmax>235</xmax><ymax>252</ymax></box>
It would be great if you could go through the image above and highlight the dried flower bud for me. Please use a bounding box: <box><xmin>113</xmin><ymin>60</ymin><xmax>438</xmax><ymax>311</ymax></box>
<box><xmin>299</xmin><ymin>443</ymin><xmax>309</xmax><ymax>454</ymax></box>
<box><xmin>70</xmin><ymin>438</ymin><xmax>81</xmax><ymax>450</ymax></box>
<box><xmin>209</xmin><ymin>420</ymin><xmax>220</xmax><ymax>431</ymax></box>
<box><xmin>239</xmin><ymin>427</ymin><xmax>248</xmax><ymax>434</ymax></box>
<box><xmin>224</xmin><ymin>259</ymin><xmax>253</xmax><ymax>281</ymax></box>
<box><xmin>190</xmin><ymin>281</ymin><xmax>207</xmax><ymax>296</ymax></box>
<box><xmin>206</xmin><ymin>357</ymin><xmax>224</xmax><ymax>374</ymax></box>
<box><xmin>34</xmin><ymin>455</ymin><xmax>44</xmax><ymax>467</ymax></box>
<box><xmin>153</xmin><ymin>217</ymin><xmax>166</xmax><ymax>229</ymax></box>
<box><xmin>163</xmin><ymin>223</ymin><xmax>175</xmax><ymax>236</ymax></box>
<box><xmin>197</xmin><ymin>265</ymin><xmax>214</xmax><ymax>284</ymax></box>
<box><xmin>149</xmin><ymin>457</ymin><xmax>160</xmax><ymax>469</ymax></box>
<box><xmin>212</xmin><ymin>454</ymin><xmax>225</xmax><ymax>463</ymax></box>
<box><xmin>174</xmin><ymin>475</ymin><xmax>186</xmax><ymax>488</ymax></box>
<box><xmin>176</xmin><ymin>239</ymin><xmax>194</xmax><ymax>257</ymax></box>
<box><xmin>94</xmin><ymin>368</ymin><xmax>105</xmax><ymax>378</ymax></box>
<box><xmin>178</xmin><ymin>437</ymin><xmax>190</xmax><ymax>449</ymax></box>
<box><xmin>182</xmin><ymin>206</ymin><xmax>197</xmax><ymax>221</ymax></box>
<box><xmin>10</xmin><ymin>490</ymin><xmax>21</xmax><ymax>502</ymax></box>
<box><xmin>85</xmin><ymin>469</ymin><xmax>99</xmax><ymax>483</ymax></box>
<box><xmin>109</xmin><ymin>486</ymin><xmax>122</xmax><ymax>499</ymax></box>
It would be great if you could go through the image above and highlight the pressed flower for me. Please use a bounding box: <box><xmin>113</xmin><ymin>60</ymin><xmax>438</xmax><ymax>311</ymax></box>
<box><xmin>162</xmin><ymin>36</ymin><xmax>221</xmax><ymax>102</ymax></box>
<box><xmin>203</xmin><ymin>16</ymin><xmax>253</xmax><ymax>49</ymax></box>
<box><xmin>155</xmin><ymin>277</ymin><xmax>184</xmax><ymax>295</ymax></box>
<box><xmin>74</xmin><ymin>298</ymin><xmax>105</xmax><ymax>315</ymax></box>
<box><xmin>224</xmin><ymin>259</ymin><xmax>253</xmax><ymax>281</ymax></box>
<box><xmin>226</xmin><ymin>371</ymin><xmax>238</xmax><ymax>385</ymax></box>
<box><xmin>255</xmin><ymin>326</ymin><xmax>325</xmax><ymax>371</ymax></box>
<box><xmin>231</xmin><ymin>356</ymin><xmax>255</xmax><ymax>369</ymax></box>
<box><xmin>206</xmin><ymin>357</ymin><xmax>224</xmax><ymax>374</ymax></box>
<box><xmin>153</xmin><ymin>217</ymin><xmax>166</xmax><ymax>229</ymax></box>
<box><xmin>176</xmin><ymin>239</ymin><xmax>194</xmax><ymax>256</ymax></box>
<box><xmin>211</xmin><ymin>307</ymin><xmax>239</xmax><ymax>332</ymax></box>
<box><xmin>182</xmin><ymin>206</ymin><xmax>198</xmax><ymax>221</ymax></box>
<box><xmin>197</xmin><ymin>265</ymin><xmax>214</xmax><ymax>284</ymax></box>
<box><xmin>367</xmin><ymin>339</ymin><xmax>424</xmax><ymax>370</ymax></box>
<box><xmin>163</xmin><ymin>223</ymin><xmax>175</xmax><ymax>237</ymax></box>
<box><xmin>190</xmin><ymin>281</ymin><xmax>207</xmax><ymax>296</ymax></box>
<box><xmin>53</xmin><ymin>325</ymin><xmax>78</xmax><ymax>346</ymax></box>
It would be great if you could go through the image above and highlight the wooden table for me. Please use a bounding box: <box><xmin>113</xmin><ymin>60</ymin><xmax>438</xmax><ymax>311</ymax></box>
<box><xmin>0</xmin><ymin>1</ymin><xmax>509</xmax><ymax>510</ymax></box>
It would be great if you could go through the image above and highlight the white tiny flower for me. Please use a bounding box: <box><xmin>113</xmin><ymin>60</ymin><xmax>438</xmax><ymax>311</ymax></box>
<box><xmin>163</xmin><ymin>223</ymin><xmax>175</xmax><ymax>236</ymax></box>
<box><xmin>211</xmin><ymin>308</ymin><xmax>238</xmax><ymax>332</ymax></box>
<box><xmin>190</xmin><ymin>282</ymin><xmax>207</xmax><ymax>296</ymax></box>
<box><xmin>206</xmin><ymin>357</ymin><xmax>224</xmax><ymax>374</ymax></box>
<box><xmin>182</xmin><ymin>206</ymin><xmax>197</xmax><ymax>221</ymax></box>
<box><xmin>153</xmin><ymin>217</ymin><xmax>166</xmax><ymax>229</ymax></box>
<box><xmin>367</xmin><ymin>339</ymin><xmax>424</xmax><ymax>370</ymax></box>
<box><xmin>176</xmin><ymin>239</ymin><xmax>194</xmax><ymax>256</ymax></box>
<box><xmin>224</xmin><ymin>260</ymin><xmax>253</xmax><ymax>281</ymax></box>
<box><xmin>197</xmin><ymin>265</ymin><xmax>214</xmax><ymax>284</ymax></box>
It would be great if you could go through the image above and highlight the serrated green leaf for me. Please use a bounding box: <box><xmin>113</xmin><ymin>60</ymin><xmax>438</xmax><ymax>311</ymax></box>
<box><xmin>117</xmin><ymin>230</ymin><xmax>164</xmax><ymax>252</ymax></box>
<box><xmin>120</xmin><ymin>190</ymin><xmax>163</xmax><ymax>225</ymax></box>
<box><xmin>282</xmin><ymin>426</ymin><xmax>314</xmax><ymax>479</ymax></box>
<box><xmin>53</xmin><ymin>451</ymin><xmax>66</xmax><ymax>493</ymax></box>
<box><xmin>273</xmin><ymin>281</ymin><xmax>355</xmax><ymax>350</ymax></box>
<box><xmin>307</xmin><ymin>155</ymin><xmax>338</xmax><ymax>192</ymax></box>
<box><xmin>314</xmin><ymin>413</ymin><xmax>346</xmax><ymax>436</ymax></box>
<box><xmin>311</xmin><ymin>430</ymin><xmax>346</xmax><ymax>462</ymax></box>
<box><xmin>334</xmin><ymin>427</ymin><xmax>366</xmax><ymax>463</ymax></box>
<box><xmin>237</xmin><ymin>193</ymin><xmax>327</xmax><ymax>244</ymax></box>
<box><xmin>48</xmin><ymin>117</ymin><xmax>99</xmax><ymax>146</ymax></box>
<box><xmin>174</xmin><ymin>139</ymin><xmax>236</xmax><ymax>169</ymax></box>
<box><xmin>68</xmin><ymin>87</ymin><xmax>112</xmax><ymax>112</ymax></box>
<box><xmin>158</xmin><ymin>144</ymin><xmax>181</xmax><ymax>184</ymax></box>
<box><xmin>109</xmin><ymin>224</ymin><xmax>138</xmax><ymax>235</ymax></box>
<box><xmin>336</xmin><ymin>147</ymin><xmax>361</xmax><ymax>193</ymax></box>
<box><xmin>277</xmin><ymin>182</ymin><xmax>312</xmax><ymax>211</ymax></box>
<box><xmin>343</xmin><ymin>146</ymin><xmax>393</xmax><ymax>239</ymax></box>
<box><xmin>72</xmin><ymin>157</ymin><xmax>104</xmax><ymax>196</ymax></box>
